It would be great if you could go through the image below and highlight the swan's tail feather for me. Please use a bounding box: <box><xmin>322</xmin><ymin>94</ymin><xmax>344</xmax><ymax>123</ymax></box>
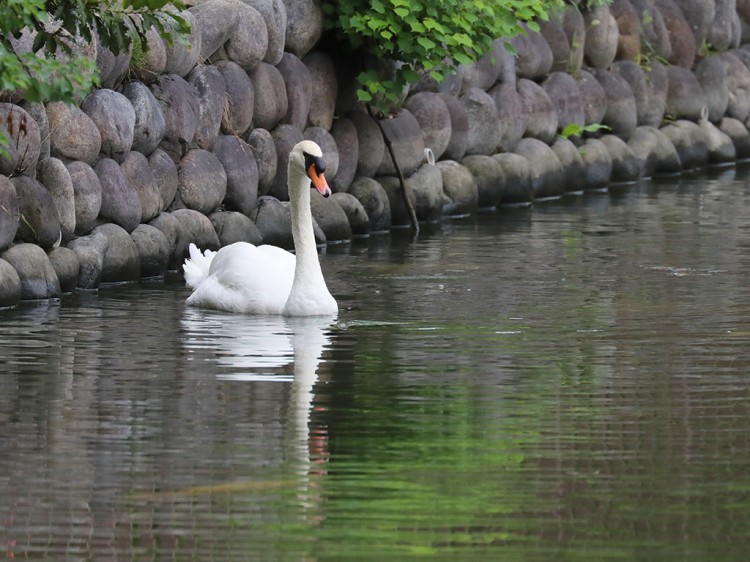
<box><xmin>183</xmin><ymin>243</ymin><xmax>216</xmax><ymax>289</ymax></box>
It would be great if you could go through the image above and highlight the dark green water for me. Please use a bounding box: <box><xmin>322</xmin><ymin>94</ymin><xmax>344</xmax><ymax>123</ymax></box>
<box><xmin>2</xmin><ymin>167</ymin><xmax>750</xmax><ymax>560</ymax></box>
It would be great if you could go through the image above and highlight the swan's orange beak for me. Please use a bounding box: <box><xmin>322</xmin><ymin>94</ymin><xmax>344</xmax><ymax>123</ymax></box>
<box><xmin>308</xmin><ymin>164</ymin><xmax>331</xmax><ymax>197</ymax></box>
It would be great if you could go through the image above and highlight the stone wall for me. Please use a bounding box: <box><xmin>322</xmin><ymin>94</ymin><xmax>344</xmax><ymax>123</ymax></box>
<box><xmin>2</xmin><ymin>0</ymin><xmax>750</xmax><ymax>306</ymax></box>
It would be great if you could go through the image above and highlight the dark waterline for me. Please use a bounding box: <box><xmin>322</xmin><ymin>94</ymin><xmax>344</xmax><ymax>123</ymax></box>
<box><xmin>2</xmin><ymin>167</ymin><xmax>750</xmax><ymax>560</ymax></box>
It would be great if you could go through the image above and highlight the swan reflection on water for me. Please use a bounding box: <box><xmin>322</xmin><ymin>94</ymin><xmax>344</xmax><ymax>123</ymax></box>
<box><xmin>180</xmin><ymin>309</ymin><xmax>336</xmax><ymax>508</ymax></box>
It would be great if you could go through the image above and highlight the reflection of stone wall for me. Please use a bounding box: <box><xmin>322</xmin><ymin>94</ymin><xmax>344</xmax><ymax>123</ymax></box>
<box><xmin>1</xmin><ymin>0</ymin><xmax>750</xmax><ymax>305</ymax></box>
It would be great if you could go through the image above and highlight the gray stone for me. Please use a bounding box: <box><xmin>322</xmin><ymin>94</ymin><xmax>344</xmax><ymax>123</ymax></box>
<box><xmin>580</xmin><ymin>138</ymin><xmax>613</xmax><ymax>190</ymax></box>
<box><xmin>488</xmin><ymin>82</ymin><xmax>526</xmax><ymax>153</ymax></box>
<box><xmin>66</xmin><ymin>160</ymin><xmax>102</xmax><ymax>236</ymax></box>
<box><xmin>404</xmin><ymin>92</ymin><xmax>452</xmax><ymax>161</ymax></box>
<box><xmin>215</xmin><ymin>60</ymin><xmax>255</xmax><ymax>136</ymax></box>
<box><xmin>67</xmin><ymin>231</ymin><xmax>107</xmax><ymax>289</ymax></box>
<box><xmin>96</xmin><ymin>44</ymin><xmax>131</xmax><ymax>90</ymax></box>
<box><xmin>513</xmin><ymin>138</ymin><xmax>565</xmax><ymax>200</ymax></box>
<box><xmin>249</xmin><ymin>195</ymin><xmax>294</xmax><ymax>248</ymax></box>
<box><xmin>304</xmin><ymin>52</ymin><xmax>337</xmax><ymax>130</ymax></box>
<box><xmin>457</xmin><ymin>44</ymin><xmax>503</xmax><ymax>92</ymax></box>
<box><xmin>187</xmin><ymin>64</ymin><xmax>226</xmax><ymax>151</ymax></box>
<box><xmin>0</xmin><ymin>258</ymin><xmax>21</xmax><ymax>307</ymax></box>
<box><xmin>95</xmin><ymin>158</ymin><xmax>142</xmax><ymax>233</ymax></box>
<box><xmin>665</xmin><ymin>65</ymin><xmax>707</xmax><ymax>121</ymax></box>
<box><xmin>600</xmin><ymin>134</ymin><xmax>643</xmax><ymax>183</ymax></box>
<box><xmin>719</xmin><ymin>117</ymin><xmax>750</xmax><ymax>159</ymax></box>
<box><xmin>331</xmin><ymin>192</ymin><xmax>370</xmax><ymax>236</ymax></box>
<box><xmin>491</xmin><ymin>153</ymin><xmax>533</xmax><ymax>206</ymax></box>
<box><xmin>285</xmin><ymin>0</ymin><xmax>324</xmax><ymax>58</ymax></box>
<box><xmin>148</xmin><ymin>211</ymin><xmax>191</xmax><ymax>270</ymax></box>
<box><xmin>209</xmin><ymin>211</ymin><xmax>263</xmax><ymax>246</ymax></box>
<box><xmin>720</xmin><ymin>51</ymin><xmax>750</xmax><ymax>122</ymax></box>
<box><xmin>518</xmin><ymin>78</ymin><xmax>558</xmax><ymax>144</ymax></box>
<box><xmin>250</xmin><ymin>62</ymin><xmax>289</xmax><ymax>131</ymax></box>
<box><xmin>542</xmin><ymin>71</ymin><xmax>585</xmax><ymax>134</ymax></box>
<box><xmin>121</xmin><ymin>80</ymin><xmax>167</xmax><ymax>155</ymax></box>
<box><xmin>81</xmin><ymin>89</ymin><xmax>135</xmax><ymax>162</ymax></box>
<box><xmin>612</xmin><ymin>60</ymin><xmax>666</xmax><ymax>127</ymax></box>
<box><xmin>1</xmin><ymin>243</ymin><xmax>60</xmax><ymax>299</ymax></box>
<box><xmin>47</xmin><ymin>246</ymin><xmax>79</xmax><ymax>294</ymax></box>
<box><xmin>511</xmin><ymin>22</ymin><xmax>554</xmax><ymax>80</ymax></box>
<box><xmin>270</xmin><ymin>124</ymin><xmax>304</xmax><ymax>200</ymax></box>
<box><xmin>436</xmin><ymin>160</ymin><xmax>478</xmax><ymax>216</ymax></box>
<box><xmin>378</xmin><ymin>176</ymin><xmax>418</xmax><ymax>228</ymax></box>
<box><xmin>709</xmin><ymin>0</ymin><xmax>741</xmax><ymax>51</ymax></box>
<box><xmin>131</xmin><ymin>223</ymin><xmax>169</xmax><ymax>278</ymax></box>
<box><xmin>462</xmin><ymin>154</ymin><xmax>504</xmax><ymax>209</ymax></box>
<box><xmin>592</xmin><ymin>68</ymin><xmax>638</xmax><ymax>139</ymax></box>
<box><xmin>661</xmin><ymin>119</ymin><xmax>708</xmax><ymax>171</ymax></box>
<box><xmin>539</xmin><ymin>14</ymin><xmax>573</xmax><ymax>73</ymax></box>
<box><xmin>349</xmin><ymin>110</ymin><xmax>385</xmax><ymax>178</ymax></box>
<box><xmin>151</xmin><ymin>74</ymin><xmax>201</xmax><ymax>162</ymax></box>
<box><xmin>330</xmin><ymin>117</ymin><xmax>358</xmax><ymax>192</ymax></box>
<box><xmin>611</xmin><ymin>0</ymin><xmax>641</xmax><ymax>61</ymax></box>
<box><xmin>438</xmin><ymin>93</ymin><xmax>470</xmax><ymax>159</ymax></box>
<box><xmin>12</xmin><ymin>176</ymin><xmax>61</xmax><ymax>248</ymax></box>
<box><xmin>655</xmin><ymin>0</ymin><xmax>697</xmax><ymax>68</ymax></box>
<box><xmin>0</xmin><ymin>176</ymin><xmax>19</xmax><ymax>251</ymax></box>
<box><xmin>694</xmin><ymin>55</ymin><xmax>730</xmax><ymax>123</ymax></box>
<box><xmin>19</xmin><ymin>101</ymin><xmax>50</xmax><ymax>161</ymax></box>
<box><xmin>190</xmin><ymin>0</ymin><xmax>240</xmax><ymax>61</ymax></box>
<box><xmin>584</xmin><ymin>5</ymin><xmax>619</xmax><ymax>68</ymax></box>
<box><xmin>348</xmin><ymin>177</ymin><xmax>392</xmax><ymax>233</ymax></box>
<box><xmin>163</xmin><ymin>10</ymin><xmax>201</xmax><ymax>77</ymax></box>
<box><xmin>377</xmin><ymin>109</ymin><xmax>425</xmax><ymax>177</ymax></box>
<box><xmin>243</xmin><ymin>0</ymin><xmax>287</xmax><ymax>65</ymax></box>
<box><xmin>310</xmin><ymin>192</ymin><xmax>352</xmax><ymax>242</ymax></box>
<box><xmin>93</xmin><ymin>223</ymin><xmax>141</xmax><ymax>283</ymax></box>
<box><xmin>631</xmin><ymin>0</ymin><xmax>672</xmax><ymax>62</ymax></box>
<box><xmin>177</xmin><ymin>149</ymin><xmax>227</xmax><ymax>214</ymax></box>
<box><xmin>552</xmin><ymin>137</ymin><xmax>587</xmax><ymax>193</ymax></box>
<box><xmin>171</xmin><ymin>207</ymin><xmax>221</xmax><ymax>251</ymax></box>
<box><xmin>630</xmin><ymin>126</ymin><xmax>682</xmax><ymax>176</ymax></box>
<box><xmin>304</xmin><ymin>126</ymin><xmax>339</xmax><ymax>180</ymax></box>
<box><xmin>575</xmin><ymin>70</ymin><xmax>608</xmax><ymax>126</ymax></box>
<box><xmin>212</xmin><ymin>134</ymin><xmax>259</xmax><ymax>215</ymax></box>
<box><xmin>405</xmin><ymin>163</ymin><xmax>444</xmax><ymax>223</ymax></box>
<box><xmin>121</xmin><ymin>151</ymin><xmax>162</xmax><ymax>223</ymax></box>
<box><xmin>699</xmin><ymin>117</ymin><xmax>736</xmax><ymax>165</ymax></box>
<box><xmin>129</xmin><ymin>26</ymin><xmax>167</xmax><ymax>84</ymax></box>
<box><xmin>278</xmin><ymin>52</ymin><xmax>313</xmax><ymax>130</ymax></box>
<box><xmin>225</xmin><ymin>2</ymin><xmax>268</xmax><ymax>70</ymax></box>
<box><xmin>148</xmin><ymin>148</ymin><xmax>179</xmax><ymax>211</ymax></box>
<box><xmin>461</xmin><ymin>88</ymin><xmax>501</xmax><ymax>156</ymax></box>
<box><xmin>245</xmin><ymin>128</ymin><xmax>278</xmax><ymax>195</ymax></box>
<box><xmin>0</xmin><ymin>103</ymin><xmax>40</xmax><ymax>176</ymax></box>
<box><xmin>38</xmin><ymin>157</ymin><xmax>75</xmax><ymax>243</ymax></box>
<box><xmin>562</xmin><ymin>3</ymin><xmax>586</xmax><ymax>73</ymax></box>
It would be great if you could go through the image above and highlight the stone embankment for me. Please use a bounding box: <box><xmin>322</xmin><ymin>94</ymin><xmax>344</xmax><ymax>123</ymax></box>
<box><xmin>2</xmin><ymin>0</ymin><xmax>750</xmax><ymax>306</ymax></box>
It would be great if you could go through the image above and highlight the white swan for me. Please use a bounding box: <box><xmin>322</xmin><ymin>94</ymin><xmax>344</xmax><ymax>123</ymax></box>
<box><xmin>183</xmin><ymin>140</ymin><xmax>338</xmax><ymax>316</ymax></box>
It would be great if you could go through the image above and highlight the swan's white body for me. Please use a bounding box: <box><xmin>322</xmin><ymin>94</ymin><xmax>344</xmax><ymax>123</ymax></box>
<box><xmin>183</xmin><ymin>140</ymin><xmax>338</xmax><ymax>316</ymax></box>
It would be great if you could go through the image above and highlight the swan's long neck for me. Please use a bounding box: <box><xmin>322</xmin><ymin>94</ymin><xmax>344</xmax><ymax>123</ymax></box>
<box><xmin>284</xmin><ymin>166</ymin><xmax>331</xmax><ymax>315</ymax></box>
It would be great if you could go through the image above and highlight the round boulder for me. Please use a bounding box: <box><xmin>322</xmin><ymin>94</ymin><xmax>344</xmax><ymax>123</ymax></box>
<box><xmin>285</xmin><ymin>0</ymin><xmax>324</xmax><ymax>58</ymax></box>
<box><xmin>67</xmin><ymin>160</ymin><xmax>102</xmax><ymax>236</ymax></box>
<box><xmin>249</xmin><ymin>195</ymin><xmax>294</xmax><ymax>248</ymax></box>
<box><xmin>348</xmin><ymin>177</ymin><xmax>392</xmax><ymax>233</ymax></box>
<box><xmin>81</xmin><ymin>89</ymin><xmax>135</xmax><ymax>162</ymax></box>
<box><xmin>660</xmin><ymin>120</ymin><xmax>708</xmax><ymax>170</ymax></box>
<box><xmin>0</xmin><ymin>176</ymin><xmax>19</xmax><ymax>251</ymax></box>
<box><xmin>575</xmin><ymin>70</ymin><xmax>608</xmax><ymax>126</ymax></box>
<box><xmin>517</xmin><ymin>79</ymin><xmax>558</xmax><ymax>144</ymax></box>
<box><xmin>600</xmin><ymin>134</ymin><xmax>643</xmax><ymax>183</ymax></box>
<box><xmin>12</xmin><ymin>176</ymin><xmax>61</xmax><ymax>248</ymax></box>
<box><xmin>542</xmin><ymin>71</ymin><xmax>585</xmax><ymax>134</ymax></box>
<box><xmin>310</xmin><ymin>193</ymin><xmax>352</xmax><ymax>243</ymax></box>
<box><xmin>216</xmin><ymin>60</ymin><xmax>255</xmax><ymax>136</ymax></box>
<box><xmin>551</xmin><ymin>137</ymin><xmax>587</xmax><ymax>193</ymax></box>
<box><xmin>250</xmin><ymin>62</ymin><xmax>289</xmax><ymax>131</ymax></box>
<box><xmin>304</xmin><ymin>51</ymin><xmax>337</xmax><ymax>130</ymax></box>
<box><xmin>377</xmin><ymin>109</ymin><xmax>425</xmax><ymax>177</ymax></box>
<box><xmin>178</xmin><ymin>149</ymin><xmax>228</xmax><ymax>214</ymax></box>
<box><xmin>349</xmin><ymin>110</ymin><xmax>385</xmax><ymax>178</ymax></box>
<box><xmin>212</xmin><ymin>134</ymin><xmax>259</xmax><ymax>215</ymax></box>
<box><xmin>47</xmin><ymin>246</ymin><xmax>79</xmax><ymax>294</ymax></box>
<box><xmin>131</xmin><ymin>223</ymin><xmax>170</xmax><ymax>278</ymax></box>
<box><xmin>0</xmin><ymin>103</ymin><xmax>40</xmax><ymax>176</ymax></box>
<box><xmin>278</xmin><ymin>52</ymin><xmax>313</xmax><ymax>131</ymax></box>
<box><xmin>46</xmin><ymin>101</ymin><xmax>101</xmax><ymax>165</ymax></box>
<box><xmin>163</xmin><ymin>10</ymin><xmax>201</xmax><ymax>77</ymax></box>
<box><xmin>209</xmin><ymin>211</ymin><xmax>263</xmax><ymax>246</ymax></box>
<box><xmin>513</xmin><ymin>138</ymin><xmax>565</xmax><ymax>200</ymax></box>
<box><xmin>665</xmin><ymin>65</ymin><xmax>707</xmax><ymax>121</ymax></box>
<box><xmin>491</xmin><ymin>153</ymin><xmax>532</xmax><ymax>206</ymax></box>
<box><xmin>93</xmin><ymin>223</ymin><xmax>141</xmax><ymax>283</ymax></box>
<box><xmin>187</xmin><ymin>64</ymin><xmax>226</xmax><ymax>151</ymax></box>
<box><xmin>245</xmin><ymin>128</ymin><xmax>278</xmax><ymax>195</ymax></box>
<box><xmin>67</xmin><ymin>231</ymin><xmax>107</xmax><ymax>289</ymax></box>
<box><xmin>0</xmin><ymin>258</ymin><xmax>21</xmax><ymax>307</ymax></box>
<box><xmin>171</xmin><ymin>208</ymin><xmax>221</xmax><ymax>252</ymax></box>
<box><xmin>151</xmin><ymin>74</ymin><xmax>201</xmax><ymax>162</ymax></box>
<box><xmin>461</xmin><ymin>88</ymin><xmax>501</xmax><ymax>156</ymax></box>
<box><xmin>436</xmin><ymin>160</ymin><xmax>478</xmax><ymax>216</ymax></box>
<box><xmin>579</xmin><ymin>138</ymin><xmax>613</xmax><ymax>190</ymax></box>
<box><xmin>329</xmin><ymin>117</ymin><xmax>359</xmax><ymax>192</ymax></box>
<box><xmin>148</xmin><ymin>148</ymin><xmax>179</xmax><ymax>211</ymax></box>
<box><xmin>406</xmin><ymin>163</ymin><xmax>444</xmax><ymax>223</ymax></box>
<box><xmin>225</xmin><ymin>1</ymin><xmax>269</xmax><ymax>71</ymax></box>
<box><xmin>244</xmin><ymin>0</ymin><xmax>287</xmax><ymax>65</ymax></box>
<box><xmin>461</xmin><ymin>154</ymin><xmax>504</xmax><ymax>209</ymax></box>
<box><xmin>270</xmin><ymin>124</ymin><xmax>304</xmax><ymax>200</ymax></box>
<box><xmin>121</xmin><ymin>151</ymin><xmax>163</xmax><ymax>223</ymax></box>
<box><xmin>1</xmin><ymin>243</ymin><xmax>60</xmax><ymax>299</ymax></box>
<box><xmin>592</xmin><ymin>68</ymin><xmax>637</xmax><ymax>139</ymax></box>
<box><xmin>404</xmin><ymin>92</ymin><xmax>452</xmax><ymax>161</ymax></box>
<box><xmin>95</xmin><ymin>158</ymin><xmax>142</xmax><ymax>233</ymax></box>
<box><xmin>331</xmin><ymin>192</ymin><xmax>370</xmax><ymax>237</ymax></box>
<box><xmin>439</xmin><ymin>92</ymin><xmax>470</xmax><ymax>159</ymax></box>
<box><xmin>38</xmin><ymin>157</ymin><xmax>75</xmax><ymax>243</ymax></box>
<box><xmin>148</xmin><ymin>211</ymin><xmax>192</xmax><ymax>270</ymax></box>
<box><xmin>121</xmin><ymin>80</ymin><xmax>167</xmax><ymax>156</ymax></box>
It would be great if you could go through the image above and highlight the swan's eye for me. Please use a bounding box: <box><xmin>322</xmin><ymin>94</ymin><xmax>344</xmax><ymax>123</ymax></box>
<box><xmin>303</xmin><ymin>151</ymin><xmax>326</xmax><ymax>175</ymax></box>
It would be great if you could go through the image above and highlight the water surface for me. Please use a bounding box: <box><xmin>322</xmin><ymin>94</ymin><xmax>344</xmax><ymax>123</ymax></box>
<box><xmin>2</xmin><ymin>168</ymin><xmax>750</xmax><ymax>560</ymax></box>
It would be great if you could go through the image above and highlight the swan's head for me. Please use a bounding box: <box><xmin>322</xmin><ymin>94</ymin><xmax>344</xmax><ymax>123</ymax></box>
<box><xmin>291</xmin><ymin>140</ymin><xmax>331</xmax><ymax>197</ymax></box>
